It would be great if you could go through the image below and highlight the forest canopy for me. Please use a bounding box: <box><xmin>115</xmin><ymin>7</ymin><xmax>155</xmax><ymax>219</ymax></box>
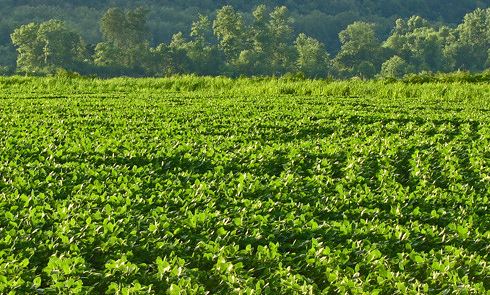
<box><xmin>1</xmin><ymin>0</ymin><xmax>489</xmax><ymax>78</ymax></box>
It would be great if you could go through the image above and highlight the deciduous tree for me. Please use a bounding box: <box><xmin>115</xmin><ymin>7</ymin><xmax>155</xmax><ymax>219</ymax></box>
<box><xmin>11</xmin><ymin>20</ymin><xmax>86</xmax><ymax>73</ymax></box>
<box><xmin>96</xmin><ymin>7</ymin><xmax>150</xmax><ymax>69</ymax></box>
<box><xmin>334</xmin><ymin>22</ymin><xmax>384</xmax><ymax>78</ymax></box>
<box><xmin>267</xmin><ymin>6</ymin><xmax>295</xmax><ymax>74</ymax></box>
<box><xmin>294</xmin><ymin>33</ymin><xmax>330</xmax><ymax>78</ymax></box>
<box><xmin>445</xmin><ymin>8</ymin><xmax>490</xmax><ymax>71</ymax></box>
<box><xmin>380</xmin><ymin>55</ymin><xmax>414</xmax><ymax>78</ymax></box>
<box><xmin>384</xmin><ymin>16</ymin><xmax>451</xmax><ymax>73</ymax></box>
<box><xmin>213</xmin><ymin>6</ymin><xmax>247</xmax><ymax>65</ymax></box>
<box><xmin>186</xmin><ymin>15</ymin><xmax>223</xmax><ymax>75</ymax></box>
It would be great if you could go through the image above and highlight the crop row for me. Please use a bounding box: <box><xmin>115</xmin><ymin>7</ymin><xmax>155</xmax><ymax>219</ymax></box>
<box><xmin>0</xmin><ymin>78</ymin><xmax>488</xmax><ymax>293</ymax></box>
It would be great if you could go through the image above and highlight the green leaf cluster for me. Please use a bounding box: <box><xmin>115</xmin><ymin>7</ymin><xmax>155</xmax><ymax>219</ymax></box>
<box><xmin>0</xmin><ymin>76</ymin><xmax>488</xmax><ymax>293</ymax></box>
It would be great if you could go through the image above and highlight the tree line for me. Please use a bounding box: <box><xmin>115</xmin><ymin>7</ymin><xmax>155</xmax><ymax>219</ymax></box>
<box><xmin>7</xmin><ymin>6</ymin><xmax>490</xmax><ymax>78</ymax></box>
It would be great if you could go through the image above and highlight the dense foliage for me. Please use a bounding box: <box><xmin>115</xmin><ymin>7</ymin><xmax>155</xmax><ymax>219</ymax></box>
<box><xmin>0</xmin><ymin>0</ymin><xmax>485</xmax><ymax>46</ymax></box>
<box><xmin>0</xmin><ymin>1</ymin><xmax>489</xmax><ymax>77</ymax></box>
<box><xmin>0</xmin><ymin>76</ymin><xmax>489</xmax><ymax>293</ymax></box>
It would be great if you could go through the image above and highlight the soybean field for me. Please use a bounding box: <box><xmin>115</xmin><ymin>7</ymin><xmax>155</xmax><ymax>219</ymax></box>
<box><xmin>0</xmin><ymin>77</ymin><xmax>489</xmax><ymax>294</ymax></box>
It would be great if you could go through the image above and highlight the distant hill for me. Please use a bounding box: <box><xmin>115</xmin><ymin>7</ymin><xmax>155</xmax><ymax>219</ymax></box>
<box><xmin>0</xmin><ymin>0</ymin><xmax>488</xmax><ymax>72</ymax></box>
<box><xmin>0</xmin><ymin>0</ymin><xmax>487</xmax><ymax>45</ymax></box>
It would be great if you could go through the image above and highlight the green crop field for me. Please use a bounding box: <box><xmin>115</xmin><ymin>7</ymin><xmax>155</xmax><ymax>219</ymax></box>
<box><xmin>0</xmin><ymin>76</ymin><xmax>489</xmax><ymax>294</ymax></box>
